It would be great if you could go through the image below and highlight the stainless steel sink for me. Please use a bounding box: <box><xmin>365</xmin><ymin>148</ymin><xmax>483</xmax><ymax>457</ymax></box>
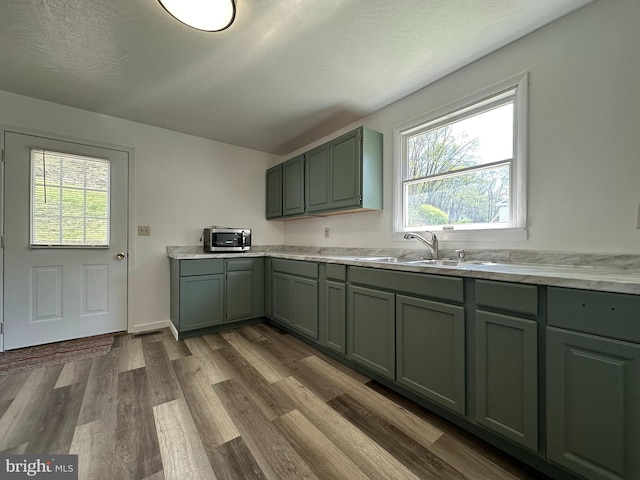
<box><xmin>403</xmin><ymin>259</ymin><xmax>463</xmax><ymax>267</ymax></box>
<box><xmin>352</xmin><ymin>256</ymin><xmax>400</xmax><ymax>263</ymax></box>
<box><xmin>326</xmin><ymin>255</ymin><xmax>400</xmax><ymax>263</ymax></box>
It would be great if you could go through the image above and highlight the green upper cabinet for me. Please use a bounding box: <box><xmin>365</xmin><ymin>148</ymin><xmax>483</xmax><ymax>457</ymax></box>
<box><xmin>328</xmin><ymin>128</ymin><xmax>362</xmax><ymax>210</ymax></box>
<box><xmin>283</xmin><ymin>154</ymin><xmax>305</xmax><ymax>216</ymax></box>
<box><xmin>266</xmin><ymin>126</ymin><xmax>382</xmax><ymax>219</ymax></box>
<box><xmin>306</xmin><ymin>126</ymin><xmax>382</xmax><ymax>214</ymax></box>
<box><xmin>265</xmin><ymin>164</ymin><xmax>283</xmax><ymax>219</ymax></box>
<box><xmin>305</xmin><ymin>143</ymin><xmax>329</xmax><ymax>213</ymax></box>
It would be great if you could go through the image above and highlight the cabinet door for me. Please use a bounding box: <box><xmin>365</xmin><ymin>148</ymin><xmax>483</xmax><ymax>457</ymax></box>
<box><xmin>348</xmin><ymin>285</ymin><xmax>395</xmax><ymax>380</ymax></box>
<box><xmin>547</xmin><ymin>327</ymin><xmax>640</xmax><ymax>480</ymax></box>
<box><xmin>179</xmin><ymin>274</ymin><xmax>224</xmax><ymax>331</ymax></box>
<box><xmin>305</xmin><ymin>144</ymin><xmax>329</xmax><ymax>213</ymax></box>
<box><xmin>325</xmin><ymin>280</ymin><xmax>346</xmax><ymax>354</ymax></box>
<box><xmin>226</xmin><ymin>269</ymin><xmax>253</xmax><ymax>322</ymax></box>
<box><xmin>291</xmin><ymin>277</ymin><xmax>319</xmax><ymax>340</ymax></box>
<box><xmin>396</xmin><ymin>295</ymin><xmax>465</xmax><ymax>415</ymax></box>
<box><xmin>266</xmin><ymin>164</ymin><xmax>282</xmax><ymax>218</ymax></box>
<box><xmin>264</xmin><ymin>258</ymin><xmax>273</xmax><ymax>318</ymax></box>
<box><xmin>475</xmin><ymin>311</ymin><xmax>538</xmax><ymax>451</ymax></box>
<box><xmin>272</xmin><ymin>273</ymin><xmax>292</xmax><ymax>325</ymax></box>
<box><xmin>283</xmin><ymin>155</ymin><xmax>305</xmax><ymax>216</ymax></box>
<box><xmin>329</xmin><ymin>128</ymin><xmax>361</xmax><ymax>210</ymax></box>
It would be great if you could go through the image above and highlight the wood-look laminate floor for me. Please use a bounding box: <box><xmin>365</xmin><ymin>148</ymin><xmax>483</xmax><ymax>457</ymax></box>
<box><xmin>0</xmin><ymin>323</ymin><xmax>547</xmax><ymax>479</ymax></box>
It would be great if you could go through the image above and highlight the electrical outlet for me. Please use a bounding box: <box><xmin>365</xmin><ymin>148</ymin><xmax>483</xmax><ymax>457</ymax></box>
<box><xmin>324</xmin><ymin>227</ymin><xmax>330</xmax><ymax>238</ymax></box>
<box><xmin>138</xmin><ymin>225</ymin><xmax>151</xmax><ymax>236</ymax></box>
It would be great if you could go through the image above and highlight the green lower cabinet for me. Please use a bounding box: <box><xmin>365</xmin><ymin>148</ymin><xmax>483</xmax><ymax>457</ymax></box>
<box><xmin>546</xmin><ymin>327</ymin><xmax>640</xmax><ymax>480</ymax></box>
<box><xmin>272</xmin><ymin>272</ymin><xmax>319</xmax><ymax>340</ymax></box>
<box><xmin>264</xmin><ymin>258</ymin><xmax>273</xmax><ymax>317</ymax></box>
<box><xmin>272</xmin><ymin>273</ymin><xmax>293</xmax><ymax>326</ymax></box>
<box><xmin>179</xmin><ymin>274</ymin><xmax>224</xmax><ymax>331</ymax></box>
<box><xmin>291</xmin><ymin>277</ymin><xmax>319</xmax><ymax>339</ymax></box>
<box><xmin>171</xmin><ymin>258</ymin><xmax>264</xmax><ymax>336</ymax></box>
<box><xmin>396</xmin><ymin>295</ymin><xmax>465</xmax><ymax>415</ymax></box>
<box><xmin>225</xmin><ymin>258</ymin><xmax>264</xmax><ymax>324</ymax></box>
<box><xmin>225</xmin><ymin>269</ymin><xmax>253</xmax><ymax>322</ymax></box>
<box><xmin>348</xmin><ymin>285</ymin><xmax>395</xmax><ymax>380</ymax></box>
<box><xmin>325</xmin><ymin>280</ymin><xmax>347</xmax><ymax>354</ymax></box>
<box><xmin>475</xmin><ymin>310</ymin><xmax>538</xmax><ymax>451</ymax></box>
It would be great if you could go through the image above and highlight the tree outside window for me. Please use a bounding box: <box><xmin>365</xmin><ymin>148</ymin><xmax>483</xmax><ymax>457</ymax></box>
<box><xmin>401</xmin><ymin>92</ymin><xmax>516</xmax><ymax>231</ymax></box>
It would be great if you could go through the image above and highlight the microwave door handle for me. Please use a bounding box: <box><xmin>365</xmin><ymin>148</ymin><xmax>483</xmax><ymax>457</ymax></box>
<box><xmin>241</xmin><ymin>232</ymin><xmax>246</xmax><ymax>249</ymax></box>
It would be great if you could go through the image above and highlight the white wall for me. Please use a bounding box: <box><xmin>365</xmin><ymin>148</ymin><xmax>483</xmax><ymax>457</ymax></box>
<box><xmin>1</xmin><ymin>0</ymin><xmax>638</xmax><ymax>336</ymax></box>
<box><xmin>0</xmin><ymin>91</ymin><xmax>284</xmax><ymax>331</ymax></box>
<box><xmin>282</xmin><ymin>0</ymin><xmax>640</xmax><ymax>255</ymax></box>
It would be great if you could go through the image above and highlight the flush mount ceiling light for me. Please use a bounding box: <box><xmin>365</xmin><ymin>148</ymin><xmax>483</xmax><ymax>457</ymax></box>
<box><xmin>158</xmin><ymin>0</ymin><xmax>236</xmax><ymax>32</ymax></box>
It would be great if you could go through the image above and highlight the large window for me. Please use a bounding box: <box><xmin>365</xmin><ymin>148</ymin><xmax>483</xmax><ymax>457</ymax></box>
<box><xmin>30</xmin><ymin>149</ymin><xmax>110</xmax><ymax>247</ymax></box>
<box><xmin>395</xmin><ymin>73</ymin><xmax>527</xmax><ymax>238</ymax></box>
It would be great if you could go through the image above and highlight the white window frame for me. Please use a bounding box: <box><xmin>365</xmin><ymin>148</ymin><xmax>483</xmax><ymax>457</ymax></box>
<box><xmin>393</xmin><ymin>72</ymin><xmax>528</xmax><ymax>242</ymax></box>
<box><xmin>30</xmin><ymin>149</ymin><xmax>111</xmax><ymax>248</ymax></box>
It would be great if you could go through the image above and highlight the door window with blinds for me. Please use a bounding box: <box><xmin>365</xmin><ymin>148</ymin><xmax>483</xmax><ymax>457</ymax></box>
<box><xmin>30</xmin><ymin>149</ymin><xmax>110</xmax><ymax>247</ymax></box>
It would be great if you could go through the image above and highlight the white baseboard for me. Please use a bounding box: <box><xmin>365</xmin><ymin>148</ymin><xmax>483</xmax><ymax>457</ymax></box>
<box><xmin>168</xmin><ymin>322</ymin><xmax>179</xmax><ymax>341</ymax></box>
<box><xmin>128</xmin><ymin>319</ymin><xmax>171</xmax><ymax>334</ymax></box>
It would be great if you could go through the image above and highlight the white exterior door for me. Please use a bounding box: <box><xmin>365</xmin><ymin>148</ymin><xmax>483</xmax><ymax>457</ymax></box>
<box><xmin>2</xmin><ymin>131</ymin><xmax>129</xmax><ymax>350</ymax></box>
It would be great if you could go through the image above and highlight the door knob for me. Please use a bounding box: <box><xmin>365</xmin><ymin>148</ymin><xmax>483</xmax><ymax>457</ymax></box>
<box><xmin>116</xmin><ymin>252</ymin><xmax>126</xmax><ymax>260</ymax></box>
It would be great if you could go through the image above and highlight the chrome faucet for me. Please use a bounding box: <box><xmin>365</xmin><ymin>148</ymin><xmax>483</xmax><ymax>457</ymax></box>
<box><xmin>404</xmin><ymin>231</ymin><xmax>438</xmax><ymax>259</ymax></box>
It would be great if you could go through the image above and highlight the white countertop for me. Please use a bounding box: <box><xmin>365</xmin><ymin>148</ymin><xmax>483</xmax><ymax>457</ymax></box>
<box><xmin>167</xmin><ymin>247</ymin><xmax>640</xmax><ymax>295</ymax></box>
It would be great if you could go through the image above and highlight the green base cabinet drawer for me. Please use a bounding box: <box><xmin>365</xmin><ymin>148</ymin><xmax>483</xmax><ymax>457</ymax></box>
<box><xmin>548</xmin><ymin>287</ymin><xmax>640</xmax><ymax>343</ymax></box>
<box><xmin>547</xmin><ymin>327</ymin><xmax>640</xmax><ymax>480</ymax></box>
<box><xmin>273</xmin><ymin>259</ymin><xmax>319</xmax><ymax>278</ymax></box>
<box><xmin>396</xmin><ymin>295</ymin><xmax>465</xmax><ymax>415</ymax></box>
<box><xmin>326</xmin><ymin>263</ymin><xmax>346</xmax><ymax>282</ymax></box>
<box><xmin>180</xmin><ymin>258</ymin><xmax>224</xmax><ymax>277</ymax></box>
<box><xmin>350</xmin><ymin>267</ymin><xmax>463</xmax><ymax>303</ymax></box>
<box><xmin>475</xmin><ymin>280</ymin><xmax>537</xmax><ymax>316</ymax></box>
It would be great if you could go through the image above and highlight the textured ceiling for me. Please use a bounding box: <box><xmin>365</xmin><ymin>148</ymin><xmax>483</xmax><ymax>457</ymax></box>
<box><xmin>0</xmin><ymin>0</ymin><xmax>593</xmax><ymax>155</ymax></box>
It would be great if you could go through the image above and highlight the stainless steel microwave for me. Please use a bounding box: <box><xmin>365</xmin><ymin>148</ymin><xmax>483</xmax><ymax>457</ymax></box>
<box><xmin>203</xmin><ymin>227</ymin><xmax>251</xmax><ymax>252</ymax></box>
